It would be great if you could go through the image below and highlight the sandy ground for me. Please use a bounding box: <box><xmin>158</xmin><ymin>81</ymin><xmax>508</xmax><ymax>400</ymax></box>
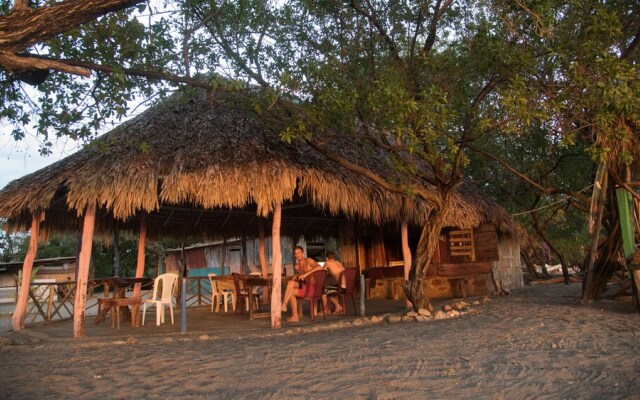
<box><xmin>1</xmin><ymin>283</ymin><xmax>639</xmax><ymax>400</ymax></box>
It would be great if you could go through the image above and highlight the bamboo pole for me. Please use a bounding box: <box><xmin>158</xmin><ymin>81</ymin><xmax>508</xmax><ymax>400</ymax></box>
<box><xmin>270</xmin><ymin>203</ymin><xmax>282</xmax><ymax>328</ymax></box>
<box><xmin>73</xmin><ymin>203</ymin><xmax>96</xmax><ymax>339</ymax></box>
<box><xmin>12</xmin><ymin>211</ymin><xmax>44</xmax><ymax>331</ymax></box>
<box><xmin>133</xmin><ymin>214</ymin><xmax>146</xmax><ymax>298</ymax></box>
<box><xmin>402</xmin><ymin>222</ymin><xmax>413</xmax><ymax>309</ymax></box>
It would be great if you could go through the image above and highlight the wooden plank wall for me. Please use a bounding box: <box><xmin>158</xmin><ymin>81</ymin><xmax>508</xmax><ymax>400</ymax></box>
<box><xmin>489</xmin><ymin>234</ymin><xmax>523</xmax><ymax>291</ymax></box>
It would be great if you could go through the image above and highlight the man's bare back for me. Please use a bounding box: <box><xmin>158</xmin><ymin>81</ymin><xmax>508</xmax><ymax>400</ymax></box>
<box><xmin>324</xmin><ymin>258</ymin><xmax>346</xmax><ymax>287</ymax></box>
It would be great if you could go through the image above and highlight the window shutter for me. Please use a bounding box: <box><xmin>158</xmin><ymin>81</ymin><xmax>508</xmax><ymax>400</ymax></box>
<box><xmin>448</xmin><ymin>229</ymin><xmax>475</xmax><ymax>262</ymax></box>
<box><xmin>473</xmin><ymin>225</ymin><xmax>499</xmax><ymax>262</ymax></box>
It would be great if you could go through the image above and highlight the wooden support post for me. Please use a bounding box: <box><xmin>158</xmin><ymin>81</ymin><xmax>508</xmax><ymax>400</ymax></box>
<box><xmin>73</xmin><ymin>203</ymin><xmax>96</xmax><ymax>339</ymax></box>
<box><xmin>270</xmin><ymin>204</ymin><xmax>282</xmax><ymax>328</ymax></box>
<box><xmin>402</xmin><ymin>222</ymin><xmax>413</xmax><ymax>309</ymax></box>
<box><xmin>12</xmin><ymin>212</ymin><xmax>44</xmax><ymax>331</ymax></box>
<box><xmin>133</xmin><ymin>214</ymin><xmax>147</xmax><ymax>298</ymax></box>
<box><xmin>259</xmin><ymin>218</ymin><xmax>268</xmax><ymax>278</ymax></box>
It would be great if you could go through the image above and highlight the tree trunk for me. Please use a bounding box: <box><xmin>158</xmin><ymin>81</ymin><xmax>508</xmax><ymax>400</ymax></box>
<box><xmin>532</xmin><ymin>221</ymin><xmax>570</xmax><ymax>284</ymax></box>
<box><xmin>582</xmin><ymin>173</ymin><xmax>625</xmax><ymax>301</ymax></box>
<box><xmin>402</xmin><ymin>197</ymin><xmax>451</xmax><ymax>312</ymax></box>
<box><xmin>582</xmin><ymin>222</ymin><xmax>623</xmax><ymax>300</ymax></box>
<box><xmin>520</xmin><ymin>251</ymin><xmax>541</xmax><ymax>279</ymax></box>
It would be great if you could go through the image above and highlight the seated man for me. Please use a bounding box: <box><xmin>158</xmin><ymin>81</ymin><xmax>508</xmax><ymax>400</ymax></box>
<box><xmin>322</xmin><ymin>251</ymin><xmax>346</xmax><ymax>315</ymax></box>
<box><xmin>281</xmin><ymin>246</ymin><xmax>322</xmax><ymax>322</ymax></box>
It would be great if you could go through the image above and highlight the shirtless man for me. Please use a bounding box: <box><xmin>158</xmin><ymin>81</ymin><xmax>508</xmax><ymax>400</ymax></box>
<box><xmin>321</xmin><ymin>251</ymin><xmax>346</xmax><ymax>314</ymax></box>
<box><xmin>281</xmin><ymin>246</ymin><xmax>321</xmax><ymax>322</ymax></box>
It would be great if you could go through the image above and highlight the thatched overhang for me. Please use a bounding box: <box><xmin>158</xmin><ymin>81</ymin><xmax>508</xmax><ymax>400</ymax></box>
<box><xmin>0</xmin><ymin>88</ymin><xmax>515</xmax><ymax>239</ymax></box>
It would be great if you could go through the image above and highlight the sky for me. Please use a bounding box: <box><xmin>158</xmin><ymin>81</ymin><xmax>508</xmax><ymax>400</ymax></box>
<box><xmin>0</xmin><ymin>132</ymin><xmax>81</xmax><ymax>189</ymax></box>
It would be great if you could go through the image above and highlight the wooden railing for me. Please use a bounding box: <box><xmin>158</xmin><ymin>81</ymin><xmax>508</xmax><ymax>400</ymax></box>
<box><xmin>15</xmin><ymin>277</ymin><xmax>216</xmax><ymax>324</ymax></box>
<box><xmin>181</xmin><ymin>276</ymin><xmax>213</xmax><ymax>308</ymax></box>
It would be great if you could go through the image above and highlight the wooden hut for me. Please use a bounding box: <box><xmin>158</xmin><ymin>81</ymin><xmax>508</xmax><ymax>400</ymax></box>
<box><xmin>0</xmin><ymin>88</ymin><xmax>521</xmax><ymax>336</ymax></box>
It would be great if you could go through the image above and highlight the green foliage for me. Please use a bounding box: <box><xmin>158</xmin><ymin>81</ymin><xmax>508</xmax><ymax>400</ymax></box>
<box><xmin>1</xmin><ymin>3</ymin><xmax>180</xmax><ymax>147</ymax></box>
<box><xmin>0</xmin><ymin>219</ymin><xmax>23</xmax><ymax>263</ymax></box>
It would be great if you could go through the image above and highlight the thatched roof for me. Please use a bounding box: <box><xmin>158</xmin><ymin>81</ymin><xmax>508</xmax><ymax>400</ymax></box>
<box><xmin>0</xmin><ymin>88</ymin><xmax>516</xmax><ymax>239</ymax></box>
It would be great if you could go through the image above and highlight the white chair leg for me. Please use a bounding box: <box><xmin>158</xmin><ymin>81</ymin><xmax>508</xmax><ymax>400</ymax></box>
<box><xmin>156</xmin><ymin>304</ymin><xmax>162</xmax><ymax>326</ymax></box>
<box><xmin>169</xmin><ymin>303</ymin><xmax>174</xmax><ymax>324</ymax></box>
<box><xmin>142</xmin><ymin>303</ymin><xmax>147</xmax><ymax>326</ymax></box>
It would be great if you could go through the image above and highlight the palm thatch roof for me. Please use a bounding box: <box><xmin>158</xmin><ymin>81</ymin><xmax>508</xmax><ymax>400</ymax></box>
<box><xmin>0</xmin><ymin>87</ymin><xmax>516</xmax><ymax>239</ymax></box>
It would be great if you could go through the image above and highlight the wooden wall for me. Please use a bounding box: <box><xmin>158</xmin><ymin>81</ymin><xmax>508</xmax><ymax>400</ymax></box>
<box><xmin>489</xmin><ymin>234</ymin><xmax>523</xmax><ymax>292</ymax></box>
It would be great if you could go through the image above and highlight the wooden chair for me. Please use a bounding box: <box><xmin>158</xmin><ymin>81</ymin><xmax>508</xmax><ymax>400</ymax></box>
<box><xmin>231</xmin><ymin>273</ymin><xmax>260</xmax><ymax>315</ymax></box>
<box><xmin>142</xmin><ymin>273</ymin><xmax>179</xmax><ymax>326</ymax></box>
<box><xmin>295</xmin><ymin>270</ymin><xmax>327</xmax><ymax>321</ymax></box>
<box><xmin>208</xmin><ymin>273</ymin><xmax>233</xmax><ymax>312</ymax></box>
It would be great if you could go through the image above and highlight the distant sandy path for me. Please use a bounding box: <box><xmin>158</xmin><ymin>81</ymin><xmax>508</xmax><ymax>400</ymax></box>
<box><xmin>1</xmin><ymin>283</ymin><xmax>639</xmax><ymax>399</ymax></box>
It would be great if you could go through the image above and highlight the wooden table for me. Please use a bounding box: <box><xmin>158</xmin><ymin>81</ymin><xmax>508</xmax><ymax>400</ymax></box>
<box><xmin>244</xmin><ymin>276</ymin><xmax>292</xmax><ymax>320</ymax></box>
<box><xmin>244</xmin><ymin>276</ymin><xmax>271</xmax><ymax>320</ymax></box>
<box><xmin>94</xmin><ymin>277</ymin><xmax>152</xmax><ymax>327</ymax></box>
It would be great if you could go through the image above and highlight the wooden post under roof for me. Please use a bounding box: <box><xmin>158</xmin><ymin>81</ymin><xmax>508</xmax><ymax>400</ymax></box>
<box><xmin>133</xmin><ymin>213</ymin><xmax>146</xmax><ymax>298</ymax></box>
<box><xmin>259</xmin><ymin>218</ymin><xmax>268</xmax><ymax>278</ymax></box>
<box><xmin>270</xmin><ymin>204</ymin><xmax>282</xmax><ymax>328</ymax></box>
<box><xmin>12</xmin><ymin>211</ymin><xmax>44</xmax><ymax>331</ymax></box>
<box><xmin>402</xmin><ymin>221</ymin><xmax>413</xmax><ymax>309</ymax></box>
<box><xmin>73</xmin><ymin>203</ymin><xmax>96</xmax><ymax>339</ymax></box>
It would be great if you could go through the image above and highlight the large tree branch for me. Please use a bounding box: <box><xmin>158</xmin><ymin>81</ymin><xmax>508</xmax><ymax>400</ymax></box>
<box><xmin>0</xmin><ymin>52</ymin><xmax>90</xmax><ymax>77</ymax></box>
<box><xmin>468</xmin><ymin>144</ymin><xmax>591</xmax><ymax>207</ymax></box>
<box><xmin>182</xmin><ymin>1</ymin><xmax>226</xmax><ymax>78</ymax></box>
<box><xmin>191</xmin><ymin>4</ymin><xmax>270</xmax><ymax>87</ymax></box>
<box><xmin>0</xmin><ymin>0</ymin><xmax>143</xmax><ymax>51</ymax></box>
<box><xmin>0</xmin><ymin>0</ymin><xmax>143</xmax><ymax>74</ymax></box>
<box><xmin>423</xmin><ymin>0</ymin><xmax>452</xmax><ymax>55</ymax></box>
<box><xmin>620</xmin><ymin>28</ymin><xmax>640</xmax><ymax>60</ymax></box>
<box><xmin>348</xmin><ymin>1</ymin><xmax>401</xmax><ymax>62</ymax></box>
<box><xmin>23</xmin><ymin>54</ymin><xmax>214</xmax><ymax>89</ymax></box>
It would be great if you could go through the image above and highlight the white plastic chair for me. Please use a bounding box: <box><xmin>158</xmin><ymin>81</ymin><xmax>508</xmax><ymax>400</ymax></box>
<box><xmin>142</xmin><ymin>273</ymin><xmax>179</xmax><ymax>326</ymax></box>
<box><xmin>208</xmin><ymin>273</ymin><xmax>233</xmax><ymax>312</ymax></box>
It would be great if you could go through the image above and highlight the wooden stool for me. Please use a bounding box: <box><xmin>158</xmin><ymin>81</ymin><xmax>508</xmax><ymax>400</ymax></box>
<box><xmin>95</xmin><ymin>297</ymin><xmax>116</xmax><ymax>325</ymax></box>
<box><xmin>111</xmin><ymin>298</ymin><xmax>143</xmax><ymax>329</ymax></box>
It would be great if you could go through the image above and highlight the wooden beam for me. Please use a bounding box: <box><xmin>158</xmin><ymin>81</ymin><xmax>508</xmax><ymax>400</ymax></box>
<box><xmin>12</xmin><ymin>211</ymin><xmax>44</xmax><ymax>331</ymax></box>
<box><xmin>133</xmin><ymin>213</ymin><xmax>146</xmax><ymax>298</ymax></box>
<box><xmin>401</xmin><ymin>222</ymin><xmax>412</xmax><ymax>308</ymax></box>
<box><xmin>73</xmin><ymin>202</ymin><xmax>96</xmax><ymax>339</ymax></box>
<box><xmin>270</xmin><ymin>203</ymin><xmax>282</xmax><ymax>328</ymax></box>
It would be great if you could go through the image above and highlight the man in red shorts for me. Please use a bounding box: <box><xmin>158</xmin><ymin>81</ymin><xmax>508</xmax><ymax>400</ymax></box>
<box><xmin>281</xmin><ymin>246</ymin><xmax>321</xmax><ymax>321</ymax></box>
